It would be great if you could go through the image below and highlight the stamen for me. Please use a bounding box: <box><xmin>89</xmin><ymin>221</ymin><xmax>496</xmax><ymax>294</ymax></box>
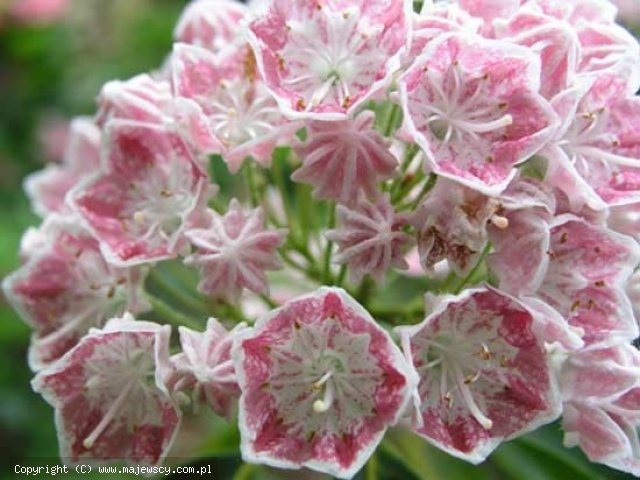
<box><xmin>490</xmin><ymin>214</ymin><xmax>509</xmax><ymax>229</ymax></box>
<box><xmin>313</xmin><ymin>381</ymin><xmax>334</xmax><ymax>413</ymax></box>
<box><xmin>83</xmin><ymin>378</ymin><xmax>135</xmax><ymax>449</ymax></box>
<box><xmin>133</xmin><ymin>211</ymin><xmax>146</xmax><ymax>225</ymax></box>
<box><xmin>452</xmin><ymin>364</ymin><xmax>493</xmax><ymax>430</ymax></box>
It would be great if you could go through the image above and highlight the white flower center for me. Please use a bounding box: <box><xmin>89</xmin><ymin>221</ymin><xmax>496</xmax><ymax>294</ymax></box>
<box><xmin>207</xmin><ymin>80</ymin><xmax>281</xmax><ymax>145</ymax></box>
<box><xmin>279</xmin><ymin>7</ymin><xmax>386</xmax><ymax>109</ymax></box>
<box><xmin>413</xmin><ymin>62</ymin><xmax>513</xmax><ymax>147</ymax></box>
<box><xmin>82</xmin><ymin>335</ymin><xmax>159</xmax><ymax>448</ymax></box>
<box><xmin>127</xmin><ymin>158</ymin><xmax>197</xmax><ymax>244</ymax></box>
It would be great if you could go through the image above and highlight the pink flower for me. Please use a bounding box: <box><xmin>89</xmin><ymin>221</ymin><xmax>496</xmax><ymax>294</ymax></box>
<box><xmin>493</xmin><ymin>9</ymin><xmax>579</xmax><ymax>99</ymax></box>
<box><xmin>291</xmin><ymin>111</ymin><xmax>398</xmax><ymax>204</ymax></box>
<box><xmin>2</xmin><ymin>214</ymin><xmax>149</xmax><ymax>370</ymax></box>
<box><xmin>544</xmin><ymin>68</ymin><xmax>640</xmax><ymax>208</ymax></box>
<box><xmin>561</xmin><ymin>344</ymin><xmax>640</xmax><ymax>475</ymax></box>
<box><xmin>533</xmin><ymin>215</ymin><xmax>640</xmax><ymax>347</ymax></box>
<box><xmin>174</xmin><ymin>0</ymin><xmax>248</xmax><ymax>53</ymax></box>
<box><xmin>31</xmin><ymin>314</ymin><xmax>180</xmax><ymax>466</ymax></box>
<box><xmin>25</xmin><ymin>117</ymin><xmax>101</xmax><ymax>217</ymax></box>
<box><xmin>325</xmin><ymin>194</ymin><xmax>412</xmax><ymax>282</ymax></box>
<box><xmin>577</xmin><ymin>22</ymin><xmax>640</xmax><ymax>77</ymax></box>
<box><xmin>184</xmin><ymin>200</ymin><xmax>287</xmax><ymax>301</ymax></box>
<box><xmin>232</xmin><ymin>287</ymin><xmax>416</xmax><ymax>478</ymax></box>
<box><xmin>397</xmin><ymin>287</ymin><xmax>561</xmax><ymax>463</ymax></box>
<box><xmin>412</xmin><ymin>177</ymin><xmax>549</xmax><ymax>277</ymax></box>
<box><xmin>169</xmin><ymin>318</ymin><xmax>248</xmax><ymax>419</ymax></box>
<box><xmin>96</xmin><ymin>74</ymin><xmax>173</xmax><ymax>128</ymax></box>
<box><xmin>69</xmin><ymin>120</ymin><xmax>210</xmax><ymax>266</ymax></box>
<box><xmin>399</xmin><ymin>33</ymin><xmax>557</xmax><ymax>194</ymax></box>
<box><xmin>406</xmin><ymin>4</ymin><xmax>481</xmax><ymax>67</ymax></box>
<box><xmin>171</xmin><ymin>42</ymin><xmax>294</xmax><ymax>172</ymax></box>
<box><xmin>248</xmin><ymin>0</ymin><xmax>410</xmax><ymax>119</ymax></box>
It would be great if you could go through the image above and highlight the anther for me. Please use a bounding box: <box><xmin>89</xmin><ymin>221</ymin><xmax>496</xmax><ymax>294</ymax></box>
<box><xmin>490</xmin><ymin>214</ymin><xmax>509</xmax><ymax>229</ymax></box>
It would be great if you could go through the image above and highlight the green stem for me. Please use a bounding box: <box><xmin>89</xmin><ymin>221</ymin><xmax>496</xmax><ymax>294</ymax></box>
<box><xmin>147</xmin><ymin>294</ymin><xmax>202</xmax><ymax>330</ymax></box>
<box><xmin>398</xmin><ymin>173</ymin><xmax>437</xmax><ymax>212</ymax></box>
<box><xmin>232</xmin><ymin>463</ymin><xmax>256</xmax><ymax>480</ymax></box>
<box><xmin>336</xmin><ymin>264</ymin><xmax>348</xmax><ymax>287</ymax></box>
<box><xmin>453</xmin><ymin>242</ymin><xmax>492</xmax><ymax>294</ymax></box>
<box><xmin>322</xmin><ymin>203</ymin><xmax>337</xmax><ymax>283</ymax></box>
<box><xmin>244</xmin><ymin>161</ymin><xmax>260</xmax><ymax>207</ymax></box>
<box><xmin>384</xmin><ymin>103</ymin><xmax>401</xmax><ymax>137</ymax></box>
<box><xmin>365</xmin><ymin>455</ymin><xmax>379</xmax><ymax>480</ymax></box>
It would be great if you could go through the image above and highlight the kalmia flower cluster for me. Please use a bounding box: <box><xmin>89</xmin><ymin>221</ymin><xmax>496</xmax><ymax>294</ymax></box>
<box><xmin>4</xmin><ymin>0</ymin><xmax>640</xmax><ymax>477</ymax></box>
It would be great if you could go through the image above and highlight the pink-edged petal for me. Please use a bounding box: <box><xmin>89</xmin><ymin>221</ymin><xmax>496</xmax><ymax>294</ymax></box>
<box><xmin>233</xmin><ymin>287</ymin><xmax>416</xmax><ymax>479</ymax></box>
<box><xmin>69</xmin><ymin>120</ymin><xmax>209</xmax><ymax>266</ymax></box>
<box><xmin>536</xmin><ymin>215</ymin><xmax>640</xmax><ymax>347</ymax></box>
<box><xmin>399</xmin><ymin>33</ymin><xmax>558</xmax><ymax>194</ymax></box>
<box><xmin>248</xmin><ymin>0</ymin><xmax>411</xmax><ymax>120</ymax></box>
<box><xmin>2</xmin><ymin>215</ymin><xmax>149</xmax><ymax>370</ymax></box>
<box><xmin>31</xmin><ymin>313</ymin><xmax>181</xmax><ymax>466</ymax></box>
<box><xmin>397</xmin><ymin>287</ymin><xmax>561</xmax><ymax>463</ymax></box>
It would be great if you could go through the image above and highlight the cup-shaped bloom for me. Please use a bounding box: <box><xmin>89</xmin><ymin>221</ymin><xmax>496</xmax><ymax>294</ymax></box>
<box><xmin>291</xmin><ymin>111</ymin><xmax>398</xmax><ymax>205</ymax></box>
<box><xmin>412</xmin><ymin>176</ymin><xmax>549</xmax><ymax>277</ymax></box>
<box><xmin>169</xmin><ymin>318</ymin><xmax>248</xmax><ymax>419</ymax></box>
<box><xmin>25</xmin><ymin>117</ymin><xmax>101</xmax><ymax>217</ymax></box>
<box><xmin>399</xmin><ymin>32</ymin><xmax>557</xmax><ymax>194</ymax></box>
<box><xmin>96</xmin><ymin>74</ymin><xmax>173</xmax><ymax>127</ymax></box>
<box><xmin>326</xmin><ymin>194</ymin><xmax>412</xmax><ymax>283</ymax></box>
<box><xmin>2</xmin><ymin>214</ymin><xmax>149</xmax><ymax>370</ymax></box>
<box><xmin>493</xmin><ymin>9</ymin><xmax>579</xmax><ymax>99</ymax></box>
<box><xmin>535</xmin><ymin>215</ymin><xmax>640</xmax><ymax>347</ymax></box>
<box><xmin>69</xmin><ymin>120</ymin><xmax>210</xmax><ymax>266</ymax></box>
<box><xmin>174</xmin><ymin>0</ymin><xmax>248</xmax><ymax>53</ymax></box>
<box><xmin>248</xmin><ymin>0</ymin><xmax>411</xmax><ymax>120</ymax></box>
<box><xmin>546</xmin><ymin>70</ymin><xmax>640</xmax><ymax>207</ymax></box>
<box><xmin>31</xmin><ymin>314</ymin><xmax>181</xmax><ymax>466</ymax></box>
<box><xmin>397</xmin><ymin>287</ymin><xmax>561</xmax><ymax>463</ymax></box>
<box><xmin>562</xmin><ymin>344</ymin><xmax>640</xmax><ymax>475</ymax></box>
<box><xmin>184</xmin><ymin>200</ymin><xmax>288</xmax><ymax>301</ymax></box>
<box><xmin>232</xmin><ymin>287</ymin><xmax>416</xmax><ymax>479</ymax></box>
<box><xmin>171</xmin><ymin>42</ymin><xmax>295</xmax><ymax>172</ymax></box>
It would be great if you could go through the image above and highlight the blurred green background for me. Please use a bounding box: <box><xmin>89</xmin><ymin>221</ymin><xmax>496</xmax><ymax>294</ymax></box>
<box><xmin>0</xmin><ymin>1</ymin><xmax>639</xmax><ymax>479</ymax></box>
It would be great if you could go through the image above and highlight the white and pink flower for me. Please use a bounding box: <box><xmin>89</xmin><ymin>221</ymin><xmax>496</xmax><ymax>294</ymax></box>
<box><xmin>326</xmin><ymin>194</ymin><xmax>412</xmax><ymax>282</ymax></box>
<box><xmin>185</xmin><ymin>200</ymin><xmax>287</xmax><ymax>300</ymax></box>
<box><xmin>399</xmin><ymin>33</ymin><xmax>557</xmax><ymax>194</ymax></box>
<box><xmin>397</xmin><ymin>287</ymin><xmax>562</xmax><ymax>463</ymax></box>
<box><xmin>31</xmin><ymin>313</ymin><xmax>181</xmax><ymax>465</ymax></box>
<box><xmin>25</xmin><ymin>117</ymin><xmax>101</xmax><ymax>217</ymax></box>
<box><xmin>292</xmin><ymin>111</ymin><xmax>398</xmax><ymax>204</ymax></box>
<box><xmin>69</xmin><ymin>120</ymin><xmax>210</xmax><ymax>266</ymax></box>
<box><xmin>2</xmin><ymin>215</ymin><xmax>148</xmax><ymax>370</ymax></box>
<box><xmin>248</xmin><ymin>0</ymin><xmax>410</xmax><ymax>119</ymax></box>
<box><xmin>232</xmin><ymin>287</ymin><xmax>416</xmax><ymax>478</ymax></box>
<box><xmin>169</xmin><ymin>318</ymin><xmax>248</xmax><ymax>419</ymax></box>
